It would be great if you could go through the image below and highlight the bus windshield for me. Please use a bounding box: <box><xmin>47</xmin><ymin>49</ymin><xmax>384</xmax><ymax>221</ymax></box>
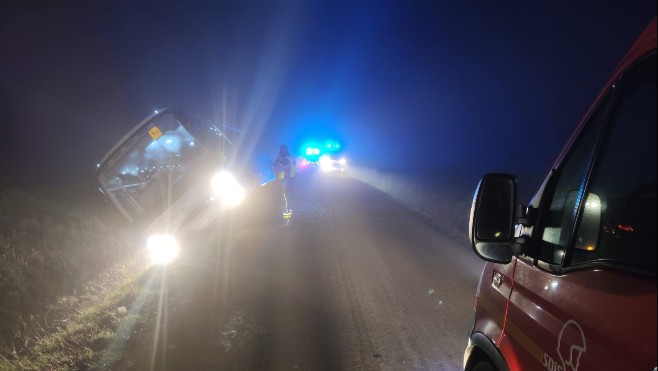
<box><xmin>98</xmin><ymin>111</ymin><xmax>222</xmax><ymax>222</ymax></box>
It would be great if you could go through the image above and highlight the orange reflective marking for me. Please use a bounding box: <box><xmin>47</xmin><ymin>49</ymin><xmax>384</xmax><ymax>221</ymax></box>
<box><xmin>148</xmin><ymin>126</ymin><xmax>163</xmax><ymax>140</ymax></box>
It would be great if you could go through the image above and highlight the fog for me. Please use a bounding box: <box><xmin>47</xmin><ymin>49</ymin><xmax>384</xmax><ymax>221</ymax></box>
<box><xmin>1</xmin><ymin>1</ymin><xmax>655</xmax><ymax>186</ymax></box>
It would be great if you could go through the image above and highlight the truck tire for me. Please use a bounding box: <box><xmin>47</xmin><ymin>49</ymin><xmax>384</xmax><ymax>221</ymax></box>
<box><xmin>471</xmin><ymin>360</ymin><xmax>497</xmax><ymax>371</ymax></box>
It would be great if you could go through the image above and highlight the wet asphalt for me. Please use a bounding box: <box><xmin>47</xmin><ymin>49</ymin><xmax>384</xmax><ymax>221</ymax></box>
<box><xmin>129</xmin><ymin>171</ymin><xmax>485</xmax><ymax>371</ymax></box>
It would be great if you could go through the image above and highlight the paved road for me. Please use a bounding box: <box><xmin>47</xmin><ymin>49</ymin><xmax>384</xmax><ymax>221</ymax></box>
<box><xmin>125</xmin><ymin>172</ymin><xmax>485</xmax><ymax>370</ymax></box>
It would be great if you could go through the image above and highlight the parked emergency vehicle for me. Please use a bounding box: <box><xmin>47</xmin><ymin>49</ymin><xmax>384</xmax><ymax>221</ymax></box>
<box><xmin>464</xmin><ymin>18</ymin><xmax>656</xmax><ymax>371</ymax></box>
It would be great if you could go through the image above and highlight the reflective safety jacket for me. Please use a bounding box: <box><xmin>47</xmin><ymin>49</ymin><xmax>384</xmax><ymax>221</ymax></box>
<box><xmin>275</xmin><ymin>156</ymin><xmax>296</xmax><ymax>179</ymax></box>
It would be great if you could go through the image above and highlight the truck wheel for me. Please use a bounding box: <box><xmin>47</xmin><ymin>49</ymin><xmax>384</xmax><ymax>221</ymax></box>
<box><xmin>471</xmin><ymin>360</ymin><xmax>497</xmax><ymax>371</ymax></box>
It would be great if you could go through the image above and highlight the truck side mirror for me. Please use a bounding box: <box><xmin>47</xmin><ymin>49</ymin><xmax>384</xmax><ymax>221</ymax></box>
<box><xmin>469</xmin><ymin>173</ymin><xmax>517</xmax><ymax>263</ymax></box>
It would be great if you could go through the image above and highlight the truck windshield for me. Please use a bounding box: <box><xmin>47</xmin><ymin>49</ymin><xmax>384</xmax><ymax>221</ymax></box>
<box><xmin>98</xmin><ymin>112</ymin><xmax>222</xmax><ymax>222</ymax></box>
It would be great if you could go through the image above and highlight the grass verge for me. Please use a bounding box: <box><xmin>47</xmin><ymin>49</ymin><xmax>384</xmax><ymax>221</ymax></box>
<box><xmin>0</xmin><ymin>184</ymin><xmax>152</xmax><ymax>369</ymax></box>
<box><xmin>1</xmin><ymin>265</ymin><xmax>159</xmax><ymax>370</ymax></box>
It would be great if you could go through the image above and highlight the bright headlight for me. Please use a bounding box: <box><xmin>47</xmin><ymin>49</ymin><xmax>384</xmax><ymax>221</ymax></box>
<box><xmin>319</xmin><ymin>155</ymin><xmax>333</xmax><ymax>172</ymax></box>
<box><xmin>211</xmin><ymin>171</ymin><xmax>246</xmax><ymax>207</ymax></box>
<box><xmin>147</xmin><ymin>234</ymin><xmax>180</xmax><ymax>265</ymax></box>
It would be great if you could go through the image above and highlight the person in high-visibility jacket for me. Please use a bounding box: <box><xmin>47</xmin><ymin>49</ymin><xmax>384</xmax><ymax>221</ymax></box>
<box><xmin>273</xmin><ymin>145</ymin><xmax>296</xmax><ymax>221</ymax></box>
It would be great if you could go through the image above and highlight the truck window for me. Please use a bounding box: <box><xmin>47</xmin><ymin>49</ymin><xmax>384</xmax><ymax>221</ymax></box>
<box><xmin>570</xmin><ymin>52</ymin><xmax>657</xmax><ymax>273</ymax></box>
<box><xmin>537</xmin><ymin>93</ymin><xmax>611</xmax><ymax>265</ymax></box>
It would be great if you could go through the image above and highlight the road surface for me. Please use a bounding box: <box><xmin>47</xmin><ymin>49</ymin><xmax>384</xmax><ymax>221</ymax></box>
<box><xmin>119</xmin><ymin>171</ymin><xmax>485</xmax><ymax>370</ymax></box>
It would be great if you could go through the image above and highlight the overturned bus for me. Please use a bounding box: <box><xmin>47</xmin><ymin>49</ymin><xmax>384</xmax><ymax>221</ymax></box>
<box><xmin>96</xmin><ymin>108</ymin><xmax>274</xmax><ymax>263</ymax></box>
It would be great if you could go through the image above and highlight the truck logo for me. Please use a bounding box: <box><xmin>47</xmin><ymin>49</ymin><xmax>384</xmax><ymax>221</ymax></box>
<box><xmin>557</xmin><ymin>320</ymin><xmax>587</xmax><ymax>371</ymax></box>
<box><xmin>542</xmin><ymin>319</ymin><xmax>586</xmax><ymax>371</ymax></box>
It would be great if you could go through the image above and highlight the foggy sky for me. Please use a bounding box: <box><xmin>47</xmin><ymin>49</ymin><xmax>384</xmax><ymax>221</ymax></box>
<box><xmin>1</xmin><ymin>1</ymin><xmax>655</xmax><ymax>186</ymax></box>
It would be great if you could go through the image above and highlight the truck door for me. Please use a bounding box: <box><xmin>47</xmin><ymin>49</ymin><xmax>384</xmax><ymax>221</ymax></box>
<box><xmin>500</xmin><ymin>52</ymin><xmax>657</xmax><ymax>371</ymax></box>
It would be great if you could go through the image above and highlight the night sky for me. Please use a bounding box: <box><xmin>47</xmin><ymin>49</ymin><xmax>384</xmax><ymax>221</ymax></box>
<box><xmin>1</xmin><ymin>1</ymin><xmax>655</xmax><ymax>186</ymax></box>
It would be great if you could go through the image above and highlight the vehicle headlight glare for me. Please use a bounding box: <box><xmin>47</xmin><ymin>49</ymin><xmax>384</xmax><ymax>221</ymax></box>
<box><xmin>319</xmin><ymin>155</ymin><xmax>333</xmax><ymax>172</ymax></box>
<box><xmin>147</xmin><ymin>234</ymin><xmax>180</xmax><ymax>265</ymax></box>
<box><xmin>211</xmin><ymin>171</ymin><xmax>246</xmax><ymax>207</ymax></box>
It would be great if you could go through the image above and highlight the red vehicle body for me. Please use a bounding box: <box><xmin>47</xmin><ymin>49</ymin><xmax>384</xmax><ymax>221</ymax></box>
<box><xmin>464</xmin><ymin>19</ymin><xmax>656</xmax><ymax>371</ymax></box>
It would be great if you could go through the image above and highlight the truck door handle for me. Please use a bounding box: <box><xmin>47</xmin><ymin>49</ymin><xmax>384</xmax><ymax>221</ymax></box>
<box><xmin>493</xmin><ymin>272</ymin><xmax>503</xmax><ymax>287</ymax></box>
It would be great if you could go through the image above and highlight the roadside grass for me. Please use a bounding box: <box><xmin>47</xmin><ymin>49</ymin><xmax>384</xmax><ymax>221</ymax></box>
<box><xmin>0</xmin><ymin>184</ymin><xmax>151</xmax><ymax>368</ymax></box>
<box><xmin>1</xmin><ymin>267</ymin><xmax>159</xmax><ymax>370</ymax></box>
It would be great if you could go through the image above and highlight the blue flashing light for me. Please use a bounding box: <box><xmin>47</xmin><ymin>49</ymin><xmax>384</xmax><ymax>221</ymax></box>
<box><xmin>323</xmin><ymin>140</ymin><xmax>342</xmax><ymax>153</ymax></box>
<box><xmin>301</xmin><ymin>139</ymin><xmax>344</xmax><ymax>162</ymax></box>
